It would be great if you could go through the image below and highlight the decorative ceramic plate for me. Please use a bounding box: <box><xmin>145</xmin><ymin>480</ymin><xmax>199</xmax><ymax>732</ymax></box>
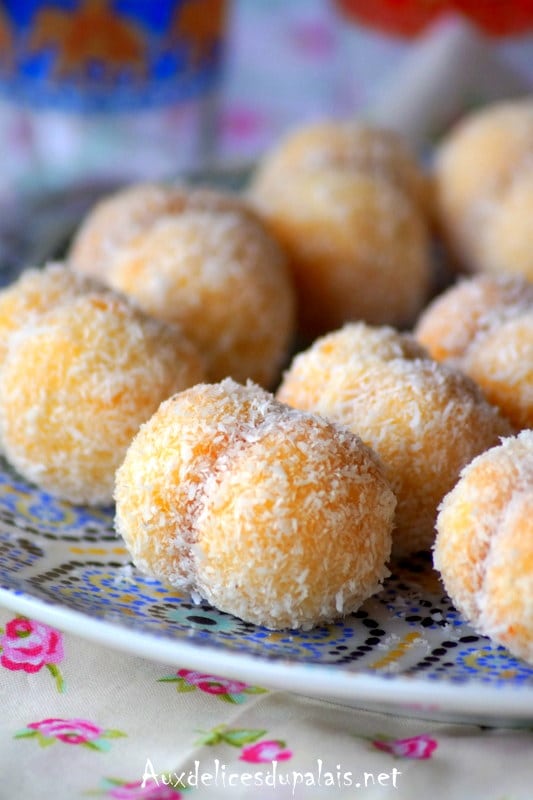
<box><xmin>1</xmin><ymin>455</ymin><xmax>532</xmax><ymax>728</ymax></box>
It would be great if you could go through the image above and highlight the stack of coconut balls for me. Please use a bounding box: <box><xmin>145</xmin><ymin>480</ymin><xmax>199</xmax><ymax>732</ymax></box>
<box><xmin>0</xmin><ymin>98</ymin><xmax>531</xmax><ymax>658</ymax></box>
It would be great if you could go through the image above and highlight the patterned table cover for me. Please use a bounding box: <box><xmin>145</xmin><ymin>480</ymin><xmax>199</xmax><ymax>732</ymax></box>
<box><xmin>1</xmin><ymin>604</ymin><xmax>532</xmax><ymax>800</ymax></box>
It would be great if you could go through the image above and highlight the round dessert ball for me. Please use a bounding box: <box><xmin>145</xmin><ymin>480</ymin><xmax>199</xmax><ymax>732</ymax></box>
<box><xmin>434</xmin><ymin>430</ymin><xmax>533</xmax><ymax>664</ymax></box>
<box><xmin>114</xmin><ymin>379</ymin><xmax>396</xmax><ymax>630</ymax></box>
<box><xmin>433</xmin><ymin>98</ymin><xmax>533</xmax><ymax>273</ymax></box>
<box><xmin>105</xmin><ymin>206</ymin><xmax>295</xmax><ymax>387</ymax></box>
<box><xmin>414</xmin><ymin>274</ymin><xmax>533</xmax><ymax>364</ymax></box>
<box><xmin>0</xmin><ymin>262</ymin><xmax>99</xmax><ymax>362</ymax></box>
<box><xmin>478</xmin><ymin>164</ymin><xmax>533</xmax><ymax>282</ymax></box>
<box><xmin>68</xmin><ymin>182</ymin><xmax>248</xmax><ymax>281</ymax></box>
<box><xmin>277</xmin><ymin>322</ymin><xmax>428</xmax><ymax>411</ymax></box>
<box><xmin>251</xmin><ymin>120</ymin><xmax>430</xmax><ymax>213</ymax></box>
<box><xmin>463</xmin><ymin>311</ymin><xmax>533</xmax><ymax>431</ymax></box>
<box><xmin>68</xmin><ymin>182</ymin><xmax>188</xmax><ymax>280</ymax></box>
<box><xmin>249</xmin><ymin>120</ymin><xmax>432</xmax><ymax>337</ymax></box>
<box><xmin>277</xmin><ymin>323</ymin><xmax>512</xmax><ymax>556</ymax></box>
<box><xmin>252</xmin><ymin>168</ymin><xmax>430</xmax><ymax>336</ymax></box>
<box><xmin>0</xmin><ymin>293</ymin><xmax>205</xmax><ymax>505</ymax></box>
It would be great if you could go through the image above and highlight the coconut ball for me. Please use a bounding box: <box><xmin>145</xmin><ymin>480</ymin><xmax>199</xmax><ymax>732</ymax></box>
<box><xmin>251</xmin><ymin>120</ymin><xmax>431</xmax><ymax>212</ymax></box>
<box><xmin>0</xmin><ymin>293</ymin><xmax>205</xmax><ymax>505</ymax></box>
<box><xmin>277</xmin><ymin>323</ymin><xmax>512</xmax><ymax>555</ymax></box>
<box><xmin>106</xmin><ymin>207</ymin><xmax>294</xmax><ymax>387</ymax></box>
<box><xmin>249</xmin><ymin>120</ymin><xmax>432</xmax><ymax>336</ymax></box>
<box><xmin>434</xmin><ymin>431</ymin><xmax>533</xmax><ymax>664</ymax></box>
<box><xmin>478</xmin><ymin>164</ymin><xmax>533</xmax><ymax>282</ymax></box>
<box><xmin>68</xmin><ymin>182</ymin><xmax>248</xmax><ymax>280</ymax></box>
<box><xmin>433</xmin><ymin>98</ymin><xmax>533</xmax><ymax>273</ymax></box>
<box><xmin>463</xmin><ymin>311</ymin><xmax>533</xmax><ymax>431</ymax></box>
<box><xmin>414</xmin><ymin>273</ymin><xmax>533</xmax><ymax>364</ymax></box>
<box><xmin>114</xmin><ymin>379</ymin><xmax>396</xmax><ymax>630</ymax></box>
<box><xmin>0</xmin><ymin>262</ymin><xmax>99</xmax><ymax>362</ymax></box>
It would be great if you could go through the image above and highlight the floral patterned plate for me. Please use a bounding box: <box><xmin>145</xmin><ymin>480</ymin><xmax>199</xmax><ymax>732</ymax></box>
<box><xmin>0</xmin><ymin>455</ymin><xmax>532</xmax><ymax>728</ymax></box>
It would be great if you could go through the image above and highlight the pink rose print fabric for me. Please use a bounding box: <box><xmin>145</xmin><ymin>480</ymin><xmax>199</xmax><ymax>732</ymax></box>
<box><xmin>159</xmin><ymin>668</ymin><xmax>267</xmax><ymax>703</ymax></box>
<box><xmin>196</xmin><ymin>724</ymin><xmax>293</xmax><ymax>762</ymax></box>
<box><xmin>0</xmin><ymin>617</ymin><xmax>65</xmax><ymax>692</ymax></box>
<box><xmin>177</xmin><ymin>669</ymin><xmax>249</xmax><ymax>694</ymax></box>
<box><xmin>371</xmin><ymin>734</ymin><xmax>438</xmax><ymax>759</ymax></box>
<box><xmin>14</xmin><ymin>717</ymin><xmax>126</xmax><ymax>751</ymax></box>
<box><xmin>240</xmin><ymin>739</ymin><xmax>293</xmax><ymax>763</ymax></box>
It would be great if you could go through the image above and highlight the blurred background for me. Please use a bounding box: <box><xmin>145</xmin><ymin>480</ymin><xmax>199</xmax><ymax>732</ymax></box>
<box><xmin>0</xmin><ymin>0</ymin><xmax>531</xmax><ymax>276</ymax></box>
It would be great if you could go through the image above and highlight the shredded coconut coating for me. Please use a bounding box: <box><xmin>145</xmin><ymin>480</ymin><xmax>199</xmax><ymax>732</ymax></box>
<box><xmin>414</xmin><ymin>274</ymin><xmax>533</xmax><ymax>364</ymax></box>
<box><xmin>278</xmin><ymin>322</ymin><xmax>428</xmax><ymax>410</ymax></box>
<box><xmin>0</xmin><ymin>292</ymin><xmax>205</xmax><ymax>505</ymax></box>
<box><xmin>463</xmin><ymin>312</ymin><xmax>533</xmax><ymax>431</ymax></box>
<box><xmin>478</xmin><ymin>164</ymin><xmax>533</xmax><ymax>282</ymax></box>
<box><xmin>251</xmin><ymin>165</ymin><xmax>431</xmax><ymax>336</ymax></box>
<box><xmin>250</xmin><ymin>120</ymin><xmax>431</xmax><ymax>213</ymax></box>
<box><xmin>0</xmin><ymin>262</ymin><xmax>100</xmax><ymax>362</ymax></box>
<box><xmin>114</xmin><ymin>378</ymin><xmax>396</xmax><ymax>630</ymax></box>
<box><xmin>68</xmin><ymin>181</ymin><xmax>251</xmax><ymax>280</ymax></box>
<box><xmin>434</xmin><ymin>430</ymin><xmax>533</xmax><ymax>664</ymax></box>
<box><xmin>277</xmin><ymin>323</ymin><xmax>512</xmax><ymax>556</ymax></box>
<box><xmin>433</xmin><ymin>98</ymin><xmax>533</xmax><ymax>272</ymax></box>
<box><xmin>106</xmin><ymin>209</ymin><xmax>295</xmax><ymax>388</ymax></box>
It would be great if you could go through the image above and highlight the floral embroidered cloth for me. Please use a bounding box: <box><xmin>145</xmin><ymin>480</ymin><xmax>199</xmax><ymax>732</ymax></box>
<box><xmin>1</xmin><ymin>607</ymin><xmax>532</xmax><ymax>799</ymax></box>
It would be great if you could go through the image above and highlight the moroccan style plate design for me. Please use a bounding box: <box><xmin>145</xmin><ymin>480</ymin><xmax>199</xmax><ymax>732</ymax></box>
<box><xmin>0</xmin><ymin>455</ymin><xmax>532</xmax><ymax>727</ymax></box>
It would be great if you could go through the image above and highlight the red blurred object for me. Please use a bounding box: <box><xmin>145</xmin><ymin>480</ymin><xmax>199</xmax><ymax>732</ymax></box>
<box><xmin>334</xmin><ymin>0</ymin><xmax>533</xmax><ymax>37</ymax></box>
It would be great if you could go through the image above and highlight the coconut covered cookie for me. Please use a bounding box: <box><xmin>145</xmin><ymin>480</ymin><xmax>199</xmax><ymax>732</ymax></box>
<box><xmin>277</xmin><ymin>323</ymin><xmax>512</xmax><ymax>556</ymax></box>
<box><xmin>414</xmin><ymin>273</ymin><xmax>533</xmax><ymax>365</ymax></box>
<box><xmin>68</xmin><ymin>182</ymin><xmax>245</xmax><ymax>280</ymax></box>
<box><xmin>105</xmin><ymin>203</ymin><xmax>295</xmax><ymax>387</ymax></box>
<box><xmin>433</xmin><ymin>98</ymin><xmax>533</xmax><ymax>278</ymax></box>
<box><xmin>69</xmin><ymin>182</ymin><xmax>295</xmax><ymax>387</ymax></box>
<box><xmin>114</xmin><ymin>379</ymin><xmax>396</xmax><ymax>630</ymax></box>
<box><xmin>463</xmin><ymin>312</ymin><xmax>533</xmax><ymax>431</ymax></box>
<box><xmin>434</xmin><ymin>431</ymin><xmax>533</xmax><ymax>665</ymax></box>
<box><xmin>250</xmin><ymin>120</ymin><xmax>431</xmax><ymax>212</ymax></box>
<box><xmin>249</xmin><ymin>120</ymin><xmax>432</xmax><ymax>336</ymax></box>
<box><xmin>0</xmin><ymin>292</ymin><xmax>205</xmax><ymax>505</ymax></box>
<box><xmin>414</xmin><ymin>274</ymin><xmax>533</xmax><ymax>430</ymax></box>
<box><xmin>0</xmin><ymin>262</ymin><xmax>100</xmax><ymax>362</ymax></box>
